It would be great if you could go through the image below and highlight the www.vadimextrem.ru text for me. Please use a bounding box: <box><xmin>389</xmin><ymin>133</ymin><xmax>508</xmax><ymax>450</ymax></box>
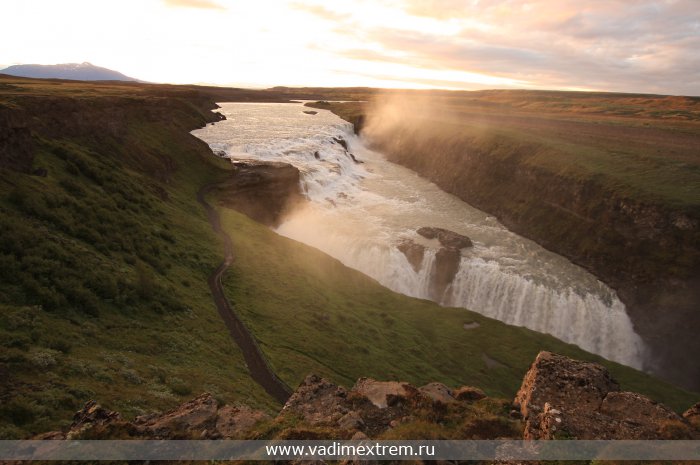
<box><xmin>265</xmin><ymin>442</ymin><xmax>435</xmax><ymax>459</ymax></box>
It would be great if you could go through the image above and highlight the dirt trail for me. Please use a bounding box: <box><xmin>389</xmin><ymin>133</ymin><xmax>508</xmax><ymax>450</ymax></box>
<box><xmin>197</xmin><ymin>184</ymin><xmax>292</xmax><ymax>404</ymax></box>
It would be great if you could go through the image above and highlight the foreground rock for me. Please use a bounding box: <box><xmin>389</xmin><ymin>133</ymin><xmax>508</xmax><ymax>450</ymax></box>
<box><xmin>37</xmin><ymin>393</ymin><xmax>269</xmax><ymax>440</ymax></box>
<box><xmin>515</xmin><ymin>351</ymin><xmax>697</xmax><ymax>439</ymax></box>
<box><xmin>32</xmin><ymin>352</ymin><xmax>699</xmax><ymax>442</ymax></box>
<box><xmin>684</xmin><ymin>402</ymin><xmax>700</xmax><ymax>429</ymax></box>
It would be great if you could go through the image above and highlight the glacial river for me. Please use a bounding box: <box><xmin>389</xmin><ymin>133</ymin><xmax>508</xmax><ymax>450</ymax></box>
<box><xmin>193</xmin><ymin>102</ymin><xmax>647</xmax><ymax>370</ymax></box>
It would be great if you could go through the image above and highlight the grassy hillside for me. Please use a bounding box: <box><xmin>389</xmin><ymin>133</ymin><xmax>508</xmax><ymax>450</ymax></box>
<box><xmin>218</xmin><ymin>207</ymin><xmax>697</xmax><ymax>413</ymax></box>
<box><xmin>0</xmin><ymin>76</ymin><xmax>281</xmax><ymax>438</ymax></box>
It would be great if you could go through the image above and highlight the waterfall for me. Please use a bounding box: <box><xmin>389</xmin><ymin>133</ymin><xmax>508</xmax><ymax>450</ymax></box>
<box><xmin>193</xmin><ymin>101</ymin><xmax>648</xmax><ymax>371</ymax></box>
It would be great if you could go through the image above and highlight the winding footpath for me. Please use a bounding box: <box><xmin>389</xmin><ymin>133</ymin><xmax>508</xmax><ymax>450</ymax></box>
<box><xmin>197</xmin><ymin>185</ymin><xmax>292</xmax><ymax>404</ymax></box>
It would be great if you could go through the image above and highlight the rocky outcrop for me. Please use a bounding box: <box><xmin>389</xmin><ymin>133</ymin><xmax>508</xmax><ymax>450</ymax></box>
<box><xmin>133</xmin><ymin>393</ymin><xmax>220</xmax><ymax>438</ymax></box>
<box><xmin>37</xmin><ymin>393</ymin><xmax>269</xmax><ymax>440</ymax></box>
<box><xmin>281</xmin><ymin>375</ymin><xmax>423</xmax><ymax>437</ymax></box>
<box><xmin>332</xmin><ymin>137</ymin><xmax>349</xmax><ymax>151</ymax></box>
<box><xmin>430</xmin><ymin>247</ymin><xmax>461</xmax><ymax>301</ymax></box>
<box><xmin>409</xmin><ymin>227</ymin><xmax>473</xmax><ymax>301</ymax></box>
<box><xmin>397</xmin><ymin>229</ymin><xmax>473</xmax><ymax>298</ymax></box>
<box><xmin>282</xmin><ymin>374</ymin><xmax>351</xmax><ymax>427</ymax></box>
<box><xmin>453</xmin><ymin>386</ymin><xmax>486</xmax><ymax>401</ymax></box>
<box><xmin>418</xmin><ymin>382</ymin><xmax>456</xmax><ymax>404</ymax></box>
<box><xmin>683</xmin><ymin>402</ymin><xmax>700</xmax><ymax>429</ymax></box>
<box><xmin>515</xmin><ymin>351</ymin><xmax>697</xmax><ymax>439</ymax></box>
<box><xmin>277</xmin><ymin>375</ymin><xmax>509</xmax><ymax>438</ymax></box>
<box><xmin>417</xmin><ymin>227</ymin><xmax>473</xmax><ymax>249</ymax></box>
<box><xmin>397</xmin><ymin>239</ymin><xmax>425</xmax><ymax>272</ymax></box>
<box><xmin>214</xmin><ymin>161</ymin><xmax>303</xmax><ymax>227</ymax></box>
<box><xmin>352</xmin><ymin>378</ymin><xmax>417</xmax><ymax>409</ymax></box>
<box><xmin>31</xmin><ymin>352</ymin><xmax>700</xmax><ymax>442</ymax></box>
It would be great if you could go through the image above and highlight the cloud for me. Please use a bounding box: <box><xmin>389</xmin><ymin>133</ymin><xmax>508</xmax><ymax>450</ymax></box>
<box><xmin>163</xmin><ymin>0</ymin><xmax>225</xmax><ymax>10</ymax></box>
<box><xmin>321</xmin><ymin>0</ymin><xmax>700</xmax><ymax>95</ymax></box>
<box><xmin>289</xmin><ymin>2</ymin><xmax>347</xmax><ymax>22</ymax></box>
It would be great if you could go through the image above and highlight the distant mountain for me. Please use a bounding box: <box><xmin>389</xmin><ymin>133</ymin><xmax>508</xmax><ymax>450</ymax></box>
<box><xmin>0</xmin><ymin>62</ymin><xmax>140</xmax><ymax>82</ymax></box>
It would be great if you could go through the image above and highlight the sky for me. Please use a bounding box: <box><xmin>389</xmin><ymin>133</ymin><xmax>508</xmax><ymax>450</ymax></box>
<box><xmin>1</xmin><ymin>0</ymin><xmax>699</xmax><ymax>95</ymax></box>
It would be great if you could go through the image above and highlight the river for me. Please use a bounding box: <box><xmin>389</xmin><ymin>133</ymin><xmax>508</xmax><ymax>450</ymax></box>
<box><xmin>192</xmin><ymin>102</ymin><xmax>647</xmax><ymax>370</ymax></box>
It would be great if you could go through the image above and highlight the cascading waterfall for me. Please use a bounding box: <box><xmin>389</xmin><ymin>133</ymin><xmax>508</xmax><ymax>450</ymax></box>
<box><xmin>193</xmin><ymin>102</ymin><xmax>647</xmax><ymax>370</ymax></box>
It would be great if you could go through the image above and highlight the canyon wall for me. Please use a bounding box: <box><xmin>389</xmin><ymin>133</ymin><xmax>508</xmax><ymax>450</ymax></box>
<box><xmin>317</xmin><ymin>99</ymin><xmax>700</xmax><ymax>390</ymax></box>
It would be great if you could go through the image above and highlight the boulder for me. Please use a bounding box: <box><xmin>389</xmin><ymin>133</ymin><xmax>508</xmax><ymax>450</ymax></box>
<box><xmin>303</xmin><ymin>110</ymin><xmax>318</xmax><ymax>115</ymax></box>
<box><xmin>453</xmin><ymin>386</ymin><xmax>486</xmax><ymax>401</ymax></box>
<box><xmin>216</xmin><ymin>404</ymin><xmax>270</xmax><ymax>438</ymax></box>
<box><xmin>397</xmin><ymin>239</ymin><xmax>425</xmax><ymax>272</ymax></box>
<box><xmin>282</xmin><ymin>374</ymin><xmax>351</xmax><ymax>426</ymax></box>
<box><xmin>283</xmin><ymin>375</ymin><xmax>418</xmax><ymax>436</ymax></box>
<box><xmin>419</xmin><ymin>382</ymin><xmax>456</xmax><ymax>404</ymax></box>
<box><xmin>71</xmin><ymin>400</ymin><xmax>123</xmax><ymax>429</ymax></box>
<box><xmin>134</xmin><ymin>393</ymin><xmax>219</xmax><ymax>439</ymax></box>
<box><xmin>66</xmin><ymin>400</ymin><xmax>125</xmax><ymax>439</ymax></box>
<box><xmin>683</xmin><ymin>402</ymin><xmax>700</xmax><ymax>429</ymax></box>
<box><xmin>333</xmin><ymin>137</ymin><xmax>349</xmax><ymax>151</ymax></box>
<box><xmin>417</xmin><ymin>227</ymin><xmax>472</xmax><ymax>249</ymax></box>
<box><xmin>338</xmin><ymin>411</ymin><xmax>365</xmax><ymax>431</ymax></box>
<box><xmin>351</xmin><ymin>378</ymin><xmax>414</xmax><ymax>409</ymax></box>
<box><xmin>515</xmin><ymin>351</ymin><xmax>695</xmax><ymax>439</ymax></box>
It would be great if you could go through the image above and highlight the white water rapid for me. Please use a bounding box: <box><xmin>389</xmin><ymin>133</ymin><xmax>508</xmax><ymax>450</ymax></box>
<box><xmin>193</xmin><ymin>102</ymin><xmax>647</xmax><ymax>370</ymax></box>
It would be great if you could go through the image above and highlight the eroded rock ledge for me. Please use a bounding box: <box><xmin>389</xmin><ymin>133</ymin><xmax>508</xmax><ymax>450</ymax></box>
<box><xmin>211</xmin><ymin>160</ymin><xmax>303</xmax><ymax>227</ymax></box>
<box><xmin>34</xmin><ymin>351</ymin><xmax>699</xmax><ymax>441</ymax></box>
<box><xmin>515</xmin><ymin>351</ymin><xmax>694</xmax><ymax>439</ymax></box>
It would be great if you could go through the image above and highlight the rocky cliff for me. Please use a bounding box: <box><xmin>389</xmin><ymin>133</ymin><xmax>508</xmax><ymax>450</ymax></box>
<box><xmin>34</xmin><ymin>352</ymin><xmax>699</xmax><ymax>442</ymax></box>
<box><xmin>211</xmin><ymin>160</ymin><xmax>303</xmax><ymax>227</ymax></box>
